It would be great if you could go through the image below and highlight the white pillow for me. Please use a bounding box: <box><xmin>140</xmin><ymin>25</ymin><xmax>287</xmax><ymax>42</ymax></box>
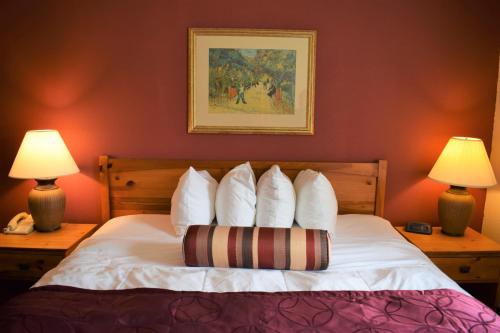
<box><xmin>170</xmin><ymin>167</ymin><xmax>218</xmax><ymax>236</ymax></box>
<box><xmin>215</xmin><ymin>162</ymin><xmax>256</xmax><ymax>226</ymax></box>
<box><xmin>294</xmin><ymin>169</ymin><xmax>338</xmax><ymax>235</ymax></box>
<box><xmin>256</xmin><ymin>165</ymin><xmax>295</xmax><ymax>228</ymax></box>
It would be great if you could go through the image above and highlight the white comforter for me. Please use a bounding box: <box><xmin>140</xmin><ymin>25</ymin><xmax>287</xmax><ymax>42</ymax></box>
<box><xmin>35</xmin><ymin>214</ymin><xmax>463</xmax><ymax>293</ymax></box>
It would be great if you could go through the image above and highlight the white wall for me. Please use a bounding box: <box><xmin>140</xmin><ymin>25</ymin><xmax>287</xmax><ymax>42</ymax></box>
<box><xmin>483</xmin><ymin>57</ymin><xmax>500</xmax><ymax>242</ymax></box>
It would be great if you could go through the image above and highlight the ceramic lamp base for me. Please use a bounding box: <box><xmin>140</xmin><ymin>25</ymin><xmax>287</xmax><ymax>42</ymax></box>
<box><xmin>438</xmin><ymin>185</ymin><xmax>475</xmax><ymax>237</ymax></box>
<box><xmin>28</xmin><ymin>179</ymin><xmax>65</xmax><ymax>232</ymax></box>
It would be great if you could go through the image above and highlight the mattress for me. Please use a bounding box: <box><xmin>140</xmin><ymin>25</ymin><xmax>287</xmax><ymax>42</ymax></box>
<box><xmin>35</xmin><ymin>214</ymin><xmax>463</xmax><ymax>293</ymax></box>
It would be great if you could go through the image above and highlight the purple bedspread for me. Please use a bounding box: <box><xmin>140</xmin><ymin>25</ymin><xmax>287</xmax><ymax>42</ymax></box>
<box><xmin>0</xmin><ymin>286</ymin><xmax>498</xmax><ymax>332</ymax></box>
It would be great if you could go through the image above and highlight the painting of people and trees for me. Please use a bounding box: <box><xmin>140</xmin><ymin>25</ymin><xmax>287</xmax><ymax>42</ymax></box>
<box><xmin>208</xmin><ymin>48</ymin><xmax>296</xmax><ymax>115</ymax></box>
<box><xmin>188</xmin><ymin>28</ymin><xmax>316</xmax><ymax>134</ymax></box>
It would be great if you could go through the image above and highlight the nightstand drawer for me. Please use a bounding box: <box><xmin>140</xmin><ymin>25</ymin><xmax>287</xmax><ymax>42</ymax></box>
<box><xmin>431</xmin><ymin>257</ymin><xmax>500</xmax><ymax>282</ymax></box>
<box><xmin>0</xmin><ymin>251</ymin><xmax>64</xmax><ymax>280</ymax></box>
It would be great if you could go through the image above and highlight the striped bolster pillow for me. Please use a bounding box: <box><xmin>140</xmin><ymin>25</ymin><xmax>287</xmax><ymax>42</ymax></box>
<box><xmin>183</xmin><ymin>225</ymin><xmax>330</xmax><ymax>270</ymax></box>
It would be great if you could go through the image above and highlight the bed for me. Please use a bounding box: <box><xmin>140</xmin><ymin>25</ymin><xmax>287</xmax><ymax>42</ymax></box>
<box><xmin>1</xmin><ymin>156</ymin><xmax>498</xmax><ymax>332</ymax></box>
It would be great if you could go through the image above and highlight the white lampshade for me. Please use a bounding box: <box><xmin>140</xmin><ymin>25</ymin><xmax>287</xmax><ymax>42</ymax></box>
<box><xmin>9</xmin><ymin>130</ymin><xmax>79</xmax><ymax>180</ymax></box>
<box><xmin>428</xmin><ymin>136</ymin><xmax>497</xmax><ymax>188</ymax></box>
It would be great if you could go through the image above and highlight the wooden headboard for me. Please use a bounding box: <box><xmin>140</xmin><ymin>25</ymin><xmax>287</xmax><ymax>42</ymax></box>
<box><xmin>98</xmin><ymin>156</ymin><xmax>387</xmax><ymax>224</ymax></box>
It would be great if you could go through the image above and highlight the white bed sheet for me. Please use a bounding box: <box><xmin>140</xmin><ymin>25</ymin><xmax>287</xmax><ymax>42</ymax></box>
<box><xmin>35</xmin><ymin>214</ymin><xmax>463</xmax><ymax>293</ymax></box>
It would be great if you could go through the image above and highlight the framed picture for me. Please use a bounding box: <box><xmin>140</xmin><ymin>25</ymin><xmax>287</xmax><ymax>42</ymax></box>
<box><xmin>188</xmin><ymin>28</ymin><xmax>316</xmax><ymax>135</ymax></box>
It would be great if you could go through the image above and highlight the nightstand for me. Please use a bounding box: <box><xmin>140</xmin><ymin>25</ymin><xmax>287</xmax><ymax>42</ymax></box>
<box><xmin>0</xmin><ymin>223</ymin><xmax>98</xmax><ymax>281</ymax></box>
<box><xmin>396</xmin><ymin>226</ymin><xmax>500</xmax><ymax>309</ymax></box>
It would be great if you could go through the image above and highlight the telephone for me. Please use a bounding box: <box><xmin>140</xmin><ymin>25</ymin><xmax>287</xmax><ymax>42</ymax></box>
<box><xmin>4</xmin><ymin>212</ymin><xmax>34</xmax><ymax>234</ymax></box>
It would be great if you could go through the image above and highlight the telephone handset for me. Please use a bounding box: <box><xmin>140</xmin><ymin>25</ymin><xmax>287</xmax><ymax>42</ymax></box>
<box><xmin>4</xmin><ymin>212</ymin><xmax>34</xmax><ymax>234</ymax></box>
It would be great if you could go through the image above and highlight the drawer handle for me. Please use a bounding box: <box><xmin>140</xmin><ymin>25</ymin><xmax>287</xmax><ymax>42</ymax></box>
<box><xmin>18</xmin><ymin>263</ymin><xmax>30</xmax><ymax>271</ymax></box>
<box><xmin>459</xmin><ymin>265</ymin><xmax>471</xmax><ymax>274</ymax></box>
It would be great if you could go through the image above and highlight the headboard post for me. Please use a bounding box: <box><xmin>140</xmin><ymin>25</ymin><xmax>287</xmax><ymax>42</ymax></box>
<box><xmin>375</xmin><ymin>159</ymin><xmax>388</xmax><ymax>217</ymax></box>
<box><xmin>99</xmin><ymin>155</ymin><xmax>111</xmax><ymax>224</ymax></box>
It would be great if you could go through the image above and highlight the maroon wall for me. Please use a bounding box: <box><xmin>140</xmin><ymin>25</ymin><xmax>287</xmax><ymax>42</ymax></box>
<box><xmin>1</xmin><ymin>0</ymin><xmax>499</xmax><ymax>230</ymax></box>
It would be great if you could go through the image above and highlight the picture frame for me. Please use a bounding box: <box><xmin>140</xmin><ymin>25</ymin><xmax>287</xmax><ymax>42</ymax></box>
<box><xmin>188</xmin><ymin>28</ymin><xmax>316</xmax><ymax>135</ymax></box>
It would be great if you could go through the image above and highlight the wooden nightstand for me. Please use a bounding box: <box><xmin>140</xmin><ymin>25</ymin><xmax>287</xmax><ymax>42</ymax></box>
<box><xmin>0</xmin><ymin>223</ymin><xmax>98</xmax><ymax>281</ymax></box>
<box><xmin>396</xmin><ymin>226</ymin><xmax>500</xmax><ymax>309</ymax></box>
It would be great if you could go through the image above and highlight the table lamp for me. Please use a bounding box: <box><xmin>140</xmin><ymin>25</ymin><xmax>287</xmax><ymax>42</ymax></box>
<box><xmin>428</xmin><ymin>137</ymin><xmax>496</xmax><ymax>236</ymax></box>
<box><xmin>9</xmin><ymin>130</ymin><xmax>79</xmax><ymax>232</ymax></box>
